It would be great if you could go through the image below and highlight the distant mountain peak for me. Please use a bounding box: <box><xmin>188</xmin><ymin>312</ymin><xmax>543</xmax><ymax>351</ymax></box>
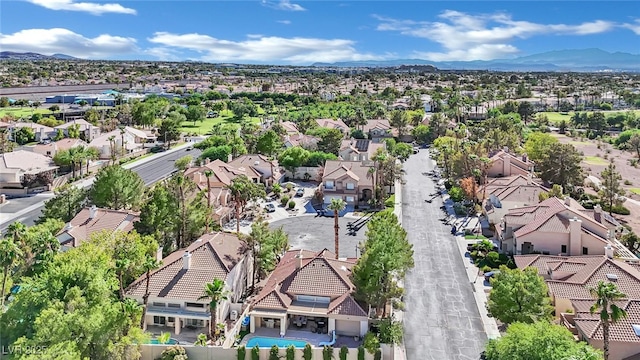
<box><xmin>0</xmin><ymin>51</ymin><xmax>78</xmax><ymax>60</ymax></box>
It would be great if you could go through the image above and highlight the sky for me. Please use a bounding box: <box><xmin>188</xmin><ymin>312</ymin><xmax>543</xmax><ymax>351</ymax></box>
<box><xmin>0</xmin><ymin>1</ymin><xmax>639</xmax><ymax>64</ymax></box>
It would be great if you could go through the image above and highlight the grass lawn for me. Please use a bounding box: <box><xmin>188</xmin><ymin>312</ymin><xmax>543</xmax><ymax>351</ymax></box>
<box><xmin>465</xmin><ymin>234</ymin><xmax>488</xmax><ymax>240</ymax></box>
<box><xmin>0</xmin><ymin>107</ymin><xmax>50</xmax><ymax>119</ymax></box>
<box><xmin>584</xmin><ymin>156</ymin><xmax>609</xmax><ymax>165</ymax></box>
<box><xmin>179</xmin><ymin>110</ymin><xmax>261</xmax><ymax>135</ymax></box>
<box><xmin>629</xmin><ymin>188</ymin><xmax>640</xmax><ymax>195</ymax></box>
<box><xmin>538</xmin><ymin>112</ymin><xmax>573</xmax><ymax>124</ymax></box>
<box><xmin>569</xmin><ymin>140</ymin><xmax>592</xmax><ymax>146</ymax></box>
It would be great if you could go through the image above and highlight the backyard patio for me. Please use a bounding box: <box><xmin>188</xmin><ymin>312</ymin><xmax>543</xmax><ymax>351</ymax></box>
<box><xmin>146</xmin><ymin>325</ymin><xmax>203</xmax><ymax>345</ymax></box>
<box><xmin>241</xmin><ymin>327</ymin><xmax>362</xmax><ymax>348</ymax></box>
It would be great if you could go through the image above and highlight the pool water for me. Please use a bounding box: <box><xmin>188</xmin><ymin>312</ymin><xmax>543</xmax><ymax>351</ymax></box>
<box><xmin>149</xmin><ymin>338</ymin><xmax>179</xmax><ymax>345</ymax></box>
<box><xmin>245</xmin><ymin>336</ymin><xmax>308</xmax><ymax>348</ymax></box>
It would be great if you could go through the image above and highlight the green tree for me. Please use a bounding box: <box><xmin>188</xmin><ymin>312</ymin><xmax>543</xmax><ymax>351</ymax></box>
<box><xmin>39</xmin><ymin>184</ymin><xmax>87</xmax><ymax>223</ymax></box>
<box><xmin>201</xmin><ymin>145</ymin><xmax>232</xmax><ymax>162</ymax></box>
<box><xmin>135</xmin><ymin>184</ymin><xmax>178</xmax><ymax>251</ymax></box>
<box><xmin>516</xmin><ymin>101</ymin><xmax>534</xmax><ymax>123</ymax></box>
<box><xmin>589</xmin><ymin>281</ymin><xmax>628</xmax><ymax>360</ymax></box>
<box><xmin>524</xmin><ymin>132</ymin><xmax>559</xmax><ymax>162</ymax></box>
<box><xmin>139</xmin><ymin>255</ymin><xmax>162</xmax><ymax>329</ymax></box>
<box><xmin>48</xmin><ymin>104</ymin><xmax>60</xmax><ymax>113</ymax></box>
<box><xmin>620</xmin><ymin>232</ymin><xmax>640</xmax><ymax>254</ymax></box>
<box><xmin>256</xmin><ymin>130</ymin><xmax>283</xmax><ymax>157</ymax></box>
<box><xmin>174</xmin><ymin>155</ymin><xmax>192</xmax><ymax>171</ymax></box>
<box><xmin>352</xmin><ymin>210</ymin><xmax>414</xmax><ymax>317</ymax></box>
<box><xmin>0</xmin><ymin>97</ymin><xmax>9</xmax><ymax>107</ymax></box>
<box><xmin>226</xmin><ymin>175</ymin><xmax>265</xmax><ymax>233</ymax></box>
<box><xmin>278</xmin><ymin>146</ymin><xmax>310</xmax><ymax>176</ymax></box>
<box><xmin>13</xmin><ymin>127</ymin><xmax>35</xmax><ymax>145</ymax></box>
<box><xmin>67</xmin><ymin>123</ymin><xmax>81</xmax><ymax>139</ymax></box>
<box><xmin>411</xmin><ymin>124</ymin><xmax>431</xmax><ymax>144</ymax></box>
<box><xmin>391</xmin><ymin>143</ymin><xmax>413</xmax><ymax>162</ymax></box>
<box><xmin>247</xmin><ymin>219</ymin><xmax>289</xmax><ymax>290</ymax></box>
<box><xmin>186</xmin><ymin>104</ymin><xmax>207</xmax><ymax>126</ymax></box>
<box><xmin>598</xmin><ymin>160</ymin><xmax>625</xmax><ymax>216</ymax></box>
<box><xmin>90</xmin><ymin>165</ymin><xmax>145</xmax><ymax>210</ymax></box>
<box><xmin>537</xmin><ymin>143</ymin><xmax>584</xmax><ymax>191</ymax></box>
<box><xmin>0</xmin><ymin>238</ymin><xmax>21</xmax><ymax>308</ymax></box>
<box><xmin>199</xmin><ymin>279</ymin><xmax>230</xmax><ymax>340</ymax></box>
<box><xmin>158</xmin><ymin>112</ymin><xmax>183</xmax><ymax>148</ymax></box>
<box><xmin>484</xmin><ymin>321</ymin><xmax>602</xmax><ymax>360</ymax></box>
<box><xmin>487</xmin><ymin>266</ymin><xmax>553</xmax><ymax>325</ymax></box>
<box><xmin>310</xmin><ymin>128</ymin><xmax>344</xmax><ymax>155</ymax></box>
<box><xmin>327</xmin><ymin>198</ymin><xmax>346</xmax><ymax>259</ymax></box>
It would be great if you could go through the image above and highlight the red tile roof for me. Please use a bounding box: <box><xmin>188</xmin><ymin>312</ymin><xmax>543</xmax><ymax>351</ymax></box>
<box><xmin>574</xmin><ymin>299</ymin><xmax>640</xmax><ymax>344</ymax></box>
<box><xmin>56</xmin><ymin>207</ymin><xmax>139</xmax><ymax>247</ymax></box>
<box><xmin>125</xmin><ymin>232</ymin><xmax>247</xmax><ymax>300</ymax></box>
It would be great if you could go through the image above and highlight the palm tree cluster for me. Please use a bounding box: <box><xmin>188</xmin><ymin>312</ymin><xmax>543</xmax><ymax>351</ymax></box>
<box><xmin>52</xmin><ymin>145</ymin><xmax>100</xmax><ymax>178</ymax></box>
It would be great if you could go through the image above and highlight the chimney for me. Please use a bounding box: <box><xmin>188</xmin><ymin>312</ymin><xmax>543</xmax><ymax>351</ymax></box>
<box><xmin>89</xmin><ymin>205</ymin><xmax>97</xmax><ymax>219</ymax></box>
<box><xmin>527</xmin><ymin>172</ymin><xmax>532</xmax><ymax>185</ymax></box>
<box><xmin>295</xmin><ymin>250</ymin><xmax>303</xmax><ymax>270</ymax></box>
<box><xmin>605</xmin><ymin>244</ymin><xmax>614</xmax><ymax>259</ymax></box>
<box><xmin>522</xmin><ymin>154</ymin><xmax>528</xmax><ymax>163</ymax></box>
<box><xmin>503</xmin><ymin>146</ymin><xmax>509</xmax><ymax>153</ymax></box>
<box><xmin>564</xmin><ymin>196</ymin><xmax>572</xmax><ymax>207</ymax></box>
<box><xmin>594</xmin><ymin>204</ymin><xmax>602</xmax><ymax>223</ymax></box>
<box><xmin>227</xmin><ymin>153</ymin><xmax>233</xmax><ymax>163</ymax></box>
<box><xmin>204</xmin><ymin>158</ymin><xmax>210</xmax><ymax>165</ymax></box>
<box><xmin>156</xmin><ymin>246</ymin><xmax>164</xmax><ymax>262</ymax></box>
<box><xmin>569</xmin><ymin>217</ymin><xmax>583</xmax><ymax>256</ymax></box>
<box><xmin>64</xmin><ymin>222</ymin><xmax>73</xmax><ymax>232</ymax></box>
<box><xmin>503</xmin><ymin>153</ymin><xmax>511</xmax><ymax>176</ymax></box>
<box><xmin>182</xmin><ymin>251</ymin><xmax>192</xmax><ymax>270</ymax></box>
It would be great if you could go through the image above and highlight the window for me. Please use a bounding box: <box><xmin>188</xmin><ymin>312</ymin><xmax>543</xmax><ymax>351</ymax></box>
<box><xmin>346</xmin><ymin>183</ymin><xmax>355</xmax><ymax>190</ymax></box>
<box><xmin>186</xmin><ymin>302</ymin><xmax>204</xmax><ymax>308</ymax></box>
<box><xmin>153</xmin><ymin>316</ymin><xmax>166</xmax><ymax>325</ymax></box>
<box><xmin>346</xmin><ymin>196</ymin><xmax>355</xmax><ymax>203</ymax></box>
<box><xmin>325</xmin><ymin>181</ymin><xmax>334</xmax><ymax>189</ymax></box>
<box><xmin>561</xmin><ymin>245</ymin><xmax>567</xmax><ymax>253</ymax></box>
<box><xmin>167</xmin><ymin>317</ymin><xmax>175</xmax><ymax>323</ymax></box>
<box><xmin>186</xmin><ymin>319</ymin><xmax>204</xmax><ymax>327</ymax></box>
<box><xmin>168</xmin><ymin>303</ymin><xmax>180</xmax><ymax>309</ymax></box>
<box><xmin>582</xmin><ymin>247</ymin><xmax>589</xmax><ymax>255</ymax></box>
<box><xmin>152</xmin><ymin>302</ymin><xmax>165</xmax><ymax>307</ymax></box>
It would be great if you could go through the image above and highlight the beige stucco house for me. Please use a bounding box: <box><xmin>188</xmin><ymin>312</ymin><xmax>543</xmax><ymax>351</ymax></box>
<box><xmin>0</xmin><ymin>150</ymin><xmax>58</xmax><ymax>190</ymax></box>
<box><xmin>321</xmin><ymin>160</ymin><xmax>374</xmax><ymax>207</ymax></box>
<box><xmin>125</xmin><ymin>232</ymin><xmax>251</xmax><ymax>336</ymax></box>
<box><xmin>249</xmin><ymin>249</ymin><xmax>369</xmax><ymax>338</ymax></box>
<box><xmin>228</xmin><ymin>154</ymin><xmax>282</xmax><ymax>187</ymax></box>
<box><xmin>338</xmin><ymin>139</ymin><xmax>385</xmax><ymax>162</ymax></box>
<box><xmin>487</xmin><ymin>149</ymin><xmax>534</xmax><ymax>178</ymax></box>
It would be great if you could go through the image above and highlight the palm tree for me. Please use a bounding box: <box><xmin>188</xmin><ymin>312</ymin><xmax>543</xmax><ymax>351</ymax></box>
<box><xmin>198</xmin><ymin>279</ymin><xmax>230</xmax><ymax>341</ymax></box>
<box><xmin>0</xmin><ymin>238</ymin><xmax>21</xmax><ymax>309</ymax></box>
<box><xmin>139</xmin><ymin>256</ymin><xmax>161</xmax><ymax>329</ymax></box>
<box><xmin>327</xmin><ymin>198</ymin><xmax>346</xmax><ymax>259</ymax></box>
<box><xmin>204</xmin><ymin>169</ymin><xmax>213</xmax><ymax>233</ymax></box>
<box><xmin>589</xmin><ymin>280</ymin><xmax>628</xmax><ymax>360</ymax></box>
<box><xmin>84</xmin><ymin>146</ymin><xmax>100</xmax><ymax>176</ymax></box>
<box><xmin>108</xmin><ymin>136</ymin><xmax>117</xmax><ymax>165</ymax></box>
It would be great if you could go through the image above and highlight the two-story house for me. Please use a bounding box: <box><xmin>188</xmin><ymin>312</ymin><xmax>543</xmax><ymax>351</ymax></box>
<box><xmin>125</xmin><ymin>232</ymin><xmax>251</xmax><ymax>336</ymax></box>
<box><xmin>321</xmin><ymin>160</ymin><xmax>373</xmax><ymax>208</ymax></box>
<box><xmin>10</xmin><ymin>122</ymin><xmax>56</xmax><ymax>142</ymax></box>
<box><xmin>55</xmin><ymin>119</ymin><xmax>101</xmax><ymax>142</ymax></box>
<box><xmin>228</xmin><ymin>154</ymin><xmax>282</xmax><ymax>187</ymax></box>
<box><xmin>249</xmin><ymin>249</ymin><xmax>368</xmax><ymax>338</ymax></box>
<box><xmin>315</xmin><ymin>118</ymin><xmax>350</xmax><ymax>137</ymax></box>
<box><xmin>487</xmin><ymin>149</ymin><xmax>535</xmax><ymax>178</ymax></box>
<box><xmin>338</xmin><ymin>139</ymin><xmax>385</xmax><ymax>162</ymax></box>
<box><xmin>498</xmin><ymin>197</ymin><xmax>634</xmax><ymax>259</ymax></box>
<box><xmin>0</xmin><ymin>150</ymin><xmax>58</xmax><ymax>191</ymax></box>
<box><xmin>29</xmin><ymin>138</ymin><xmax>89</xmax><ymax>158</ymax></box>
<box><xmin>362</xmin><ymin>119</ymin><xmax>394</xmax><ymax>143</ymax></box>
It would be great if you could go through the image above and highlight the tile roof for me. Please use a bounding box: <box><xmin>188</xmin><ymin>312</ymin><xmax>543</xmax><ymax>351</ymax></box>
<box><xmin>125</xmin><ymin>232</ymin><xmax>247</xmax><ymax>300</ymax></box>
<box><xmin>315</xmin><ymin>118</ymin><xmax>350</xmax><ymax>132</ymax></box>
<box><xmin>362</xmin><ymin>119</ymin><xmax>391</xmax><ymax>133</ymax></box>
<box><xmin>57</xmin><ymin>206</ymin><xmax>140</xmax><ymax>247</ymax></box>
<box><xmin>0</xmin><ymin>150</ymin><xmax>59</xmax><ymax>174</ymax></box>
<box><xmin>251</xmin><ymin>249</ymin><xmax>366</xmax><ymax>317</ymax></box>
<box><xmin>323</xmin><ymin>160</ymin><xmax>373</xmax><ymax>183</ymax></box>
<box><xmin>574</xmin><ymin>299</ymin><xmax>640</xmax><ymax>344</ymax></box>
<box><xmin>489</xmin><ymin>150</ymin><xmax>534</xmax><ymax>173</ymax></box>
<box><xmin>228</xmin><ymin>154</ymin><xmax>278</xmax><ymax>179</ymax></box>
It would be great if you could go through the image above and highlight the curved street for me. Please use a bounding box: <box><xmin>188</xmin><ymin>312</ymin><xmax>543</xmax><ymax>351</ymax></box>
<box><xmin>402</xmin><ymin>149</ymin><xmax>487</xmax><ymax>360</ymax></box>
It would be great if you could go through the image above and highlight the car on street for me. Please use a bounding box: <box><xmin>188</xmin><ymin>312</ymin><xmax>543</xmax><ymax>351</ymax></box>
<box><xmin>484</xmin><ymin>270</ymin><xmax>501</xmax><ymax>282</ymax></box>
<box><xmin>150</xmin><ymin>146</ymin><xmax>166</xmax><ymax>153</ymax></box>
<box><xmin>264</xmin><ymin>203</ymin><xmax>276</xmax><ymax>213</ymax></box>
<box><xmin>295</xmin><ymin>188</ymin><xmax>305</xmax><ymax>197</ymax></box>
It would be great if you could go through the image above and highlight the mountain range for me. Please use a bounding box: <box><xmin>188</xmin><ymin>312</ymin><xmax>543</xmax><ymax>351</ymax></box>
<box><xmin>313</xmin><ymin>49</ymin><xmax>640</xmax><ymax>72</ymax></box>
<box><xmin>0</xmin><ymin>52</ymin><xmax>78</xmax><ymax>60</ymax></box>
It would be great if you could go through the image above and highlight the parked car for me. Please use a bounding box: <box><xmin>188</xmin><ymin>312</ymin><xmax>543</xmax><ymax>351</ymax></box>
<box><xmin>295</xmin><ymin>188</ymin><xmax>304</xmax><ymax>197</ymax></box>
<box><xmin>264</xmin><ymin>203</ymin><xmax>276</xmax><ymax>213</ymax></box>
<box><xmin>150</xmin><ymin>146</ymin><xmax>166</xmax><ymax>153</ymax></box>
<box><xmin>484</xmin><ymin>270</ymin><xmax>501</xmax><ymax>282</ymax></box>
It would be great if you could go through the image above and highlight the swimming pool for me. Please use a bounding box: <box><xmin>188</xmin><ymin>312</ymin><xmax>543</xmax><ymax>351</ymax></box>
<box><xmin>245</xmin><ymin>336</ymin><xmax>308</xmax><ymax>348</ymax></box>
<box><xmin>148</xmin><ymin>338</ymin><xmax>179</xmax><ymax>345</ymax></box>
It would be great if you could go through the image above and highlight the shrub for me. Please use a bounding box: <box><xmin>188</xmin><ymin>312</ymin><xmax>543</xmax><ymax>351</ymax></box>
<box><xmin>251</xmin><ymin>345</ymin><xmax>260</xmax><ymax>360</ymax></box>
<box><xmin>378</xmin><ymin>317</ymin><xmax>404</xmax><ymax>344</ymax></box>
<box><xmin>357</xmin><ymin>346</ymin><xmax>365</xmax><ymax>360</ymax></box>
<box><xmin>237</xmin><ymin>346</ymin><xmax>246</xmax><ymax>360</ymax></box>
<box><xmin>374</xmin><ymin>349</ymin><xmax>382</xmax><ymax>360</ymax></box>
<box><xmin>624</xmin><ymin>180</ymin><xmax>632</xmax><ymax>185</ymax></box>
<box><xmin>270</xmin><ymin>345</ymin><xmax>280</xmax><ymax>360</ymax></box>
<box><xmin>448</xmin><ymin>186</ymin><xmax>465</xmax><ymax>202</ymax></box>
<box><xmin>286</xmin><ymin>346</ymin><xmax>295</xmax><ymax>360</ymax></box>
<box><xmin>281</xmin><ymin>196</ymin><xmax>290</xmax><ymax>207</ymax></box>
<box><xmin>384</xmin><ymin>195</ymin><xmax>395</xmax><ymax>208</ymax></box>
<box><xmin>601</xmin><ymin>204</ymin><xmax>631</xmax><ymax>215</ymax></box>
<box><xmin>481</xmin><ymin>265</ymin><xmax>492</xmax><ymax>273</ymax></box>
<box><xmin>363</xmin><ymin>332</ymin><xmax>380</xmax><ymax>354</ymax></box>
<box><xmin>339</xmin><ymin>346</ymin><xmax>349</xmax><ymax>360</ymax></box>
<box><xmin>323</xmin><ymin>346</ymin><xmax>333</xmax><ymax>360</ymax></box>
<box><xmin>159</xmin><ymin>345</ymin><xmax>188</xmax><ymax>360</ymax></box>
<box><xmin>288</xmin><ymin>200</ymin><xmax>296</xmax><ymax>209</ymax></box>
<box><xmin>303</xmin><ymin>344</ymin><xmax>313</xmax><ymax>360</ymax></box>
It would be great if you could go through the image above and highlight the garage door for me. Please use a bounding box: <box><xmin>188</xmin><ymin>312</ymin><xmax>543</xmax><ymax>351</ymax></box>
<box><xmin>324</xmin><ymin>195</ymin><xmax>342</xmax><ymax>204</ymax></box>
<box><xmin>335</xmin><ymin>320</ymin><xmax>360</xmax><ymax>336</ymax></box>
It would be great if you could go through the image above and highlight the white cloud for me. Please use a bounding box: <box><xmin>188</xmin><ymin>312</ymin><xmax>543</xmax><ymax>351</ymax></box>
<box><xmin>375</xmin><ymin>11</ymin><xmax>615</xmax><ymax>61</ymax></box>
<box><xmin>277</xmin><ymin>20</ymin><xmax>292</xmax><ymax>25</ymax></box>
<box><xmin>148</xmin><ymin>32</ymin><xmax>387</xmax><ymax>63</ymax></box>
<box><xmin>0</xmin><ymin>28</ymin><xmax>138</xmax><ymax>58</ymax></box>
<box><xmin>622</xmin><ymin>19</ymin><xmax>640</xmax><ymax>35</ymax></box>
<box><xmin>27</xmin><ymin>0</ymin><xmax>136</xmax><ymax>15</ymax></box>
<box><xmin>261</xmin><ymin>0</ymin><xmax>306</xmax><ymax>12</ymax></box>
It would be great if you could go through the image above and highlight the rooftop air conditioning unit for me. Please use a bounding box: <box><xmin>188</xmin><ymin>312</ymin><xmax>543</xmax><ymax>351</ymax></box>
<box><xmin>230</xmin><ymin>310</ymin><xmax>238</xmax><ymax>321</ymax></box>
<box><xmin>606</xmin><ymin>274</ymin><xmax>618</xmax><ymax>281</ymax></box>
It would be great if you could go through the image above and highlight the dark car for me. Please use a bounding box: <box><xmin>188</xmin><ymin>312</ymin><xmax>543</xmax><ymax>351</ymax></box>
<box><xmin>484</xmin><ymin>270</ymin><xmax>501</xmax><ymax>282</ymax></box>
<box><xmin>295</xmin><ymin>188</ymin><xmax>304</xmax><ymax>197</ymax></box>
<box><xmin>264</xmin><ymin>203</ymin><xmax>276</xmax><ymax>213</ymax></box>
<box><xmin>150</xmin><ymin>146</ymin><xmax>166</xmax><ymax>153</ymax></box>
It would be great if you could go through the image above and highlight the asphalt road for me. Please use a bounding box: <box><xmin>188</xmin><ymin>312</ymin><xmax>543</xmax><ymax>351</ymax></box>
<box><xmin>402</xmin><ymin>149</ymin><xmax>487</xmax><ymax>360</ymax></box>
<box><xmin>0</xmin><ymin>146</ymin><xmax>202</xmax><ymax>232</ymax></box>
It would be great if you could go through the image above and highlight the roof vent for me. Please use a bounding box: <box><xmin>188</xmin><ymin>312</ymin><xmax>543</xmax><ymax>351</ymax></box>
<box><xmin>340</xmin><ymin>266</ymin><xmax>347</xmax><ymax>272</ymax></box>
<box><xmin>632</xmin><ymin>324</ymin><xmax>640</xmax><ymax>337</ymax></box>
<box><xmin>606</xmin><ymin>273</ymin><xmax>618</xmax><ymax>281</ymax></box>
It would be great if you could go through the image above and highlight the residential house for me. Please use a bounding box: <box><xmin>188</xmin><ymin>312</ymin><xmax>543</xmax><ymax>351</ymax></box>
<box><xmin>0</xmin><ymin>150</ymin><xmax>58</xmax><ymax>190</ymax></box>
<box><xmin>10</xmin><ymin>122</ymin><xmax>56</xmax><ymax>142</ymax></box>
<box><xmin>30</xmin><ymin>138</ymin><xmax>89</xmax><ymax>158</ymax></box>
<box><xmin>56</xmin><ymin>205</ymin><xmax>140</xmax><ymax>250</ymax></box>
<box><xmin>362</xmin><ymin>119</ymin><xmax>394</xmax><ymax>143</ymax></box>
<box><xmin>283</xmin><ymin>134</ymin><xmax>319</xmax><ymax>150</ymax></box>
<box><xmin>478</xmin><ymin>174</ymin><xmax>548</xmax><ymax>230</ymax></box>
<box><xmin>315</xmin><ymin>118</ymin><xmax>350</xmax><ymax>136</ymax></box>
<box><xmin>322</xmin><ymin>160</ymin><xmax>373</xmax><ymax>207</ymax></box>
<box><xmin>487</xmin><ymin>149</ymin><xmax>535</xmax><ymax>178</ymax></box>
<box><xmin>497</xmin><ymin>196</ymin><xmax>634</xmax><ymax>257</ymax></box>
<box><xmin>280</xmin><ymin>121</ymin><xmax>301</xmax><ymax>136</ymax></box>
<box><xmin>184</xmin><ymin>159</ymin><xmax>261</xmax><ymax>225</ymax></box>
<box><xmin>514</xmin><ymin>254</ymin><xmax>640</xmax><ymax>360</ymax></box>
<box><xmin>338</xmin><ymin>139</ymin><xmax>385</xmax><ymax>162</ymax></box>
<box><xmin>125</xmin><ymin>232</ymin><xmax>251</xmax><ymax>336</ymax></box>
<box><xmin>228</xmin><ymin>154</ymin><xmax>282</xmax><ymax>187</ymax></box>
<box><xmin>89</xmin><ymin>126</ymin><xmax>154</xmax><ymax>159</ymax></box>
<box><xmin>55</xmin><ymin>119</ymin><xmax>100</xmax><ymax>142</ymax></box>
<box><xmin>249</xmin><ymin>249</ymin><xmax>368</xmax><ymax>337</ymax></box>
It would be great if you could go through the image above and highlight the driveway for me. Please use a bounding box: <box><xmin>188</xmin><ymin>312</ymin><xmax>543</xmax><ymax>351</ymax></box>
<box><xmin>402</xmin><ymin>149</ymin><xmax>487</xmax><ymax>360</ymax></box>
